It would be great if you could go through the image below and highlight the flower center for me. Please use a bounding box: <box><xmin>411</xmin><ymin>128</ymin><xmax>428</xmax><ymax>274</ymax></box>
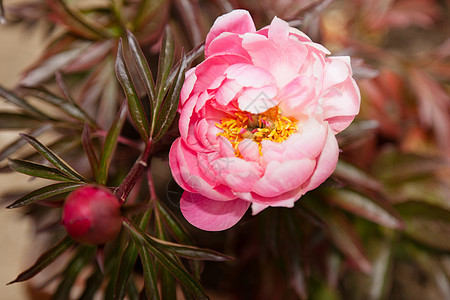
<box><xmin>216</xmin><ymin>106</ymin><xmax>298</xmax><ymax>156</ymax></box>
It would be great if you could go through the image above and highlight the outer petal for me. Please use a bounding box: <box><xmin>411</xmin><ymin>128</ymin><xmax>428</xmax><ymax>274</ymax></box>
<box><xmin>304</xmin><ymin>127</ymin><xmax>340</xmax><ymax>191</ymax></box>
<box><xmin>180</xmin><ymin>192</ymin><xmax>249</xmax><ymax>231</ymax></box>
<box><xmin>252</xmin><ymin>159</ymin><xmax>316</xmax><ymax>197</ymax></box>
<box><xmin>180</xmin><ymin>68</ymin><xmax>196</xmax><ymax>106</ymax></box>
<box><xmin>261</xmin><ymin>118</ymin><xmax>328</xmax><ymax>163</ymax></box>
<box><xmin>211</xmin><ymin>157</ymin><xmax>263</xmax><ymax>193</ymax></box>
<box><xmin>169</xmin><ymin>139</ymin><xmax>236</xmax><ymax>201</ymax></box>
<box><xmin>207</xmin><ymin>32</ymin><xmax>251</xmax><ymax>59</ymax></box>
<box><xmin>205</xmin><ymin>9</ymin><xmax>256</xmax><ymax>57</ymax></box>
<box><xmin>320</xmin><ymin>77</ymin><xmax>361</xmax><ymax>133</ymax></box>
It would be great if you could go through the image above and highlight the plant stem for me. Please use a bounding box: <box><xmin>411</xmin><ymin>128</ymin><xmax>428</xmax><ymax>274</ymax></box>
<box><xmin>115</xmin><ymin>139</ymin><xmax>153</xmax><ymax>204</ymax></box>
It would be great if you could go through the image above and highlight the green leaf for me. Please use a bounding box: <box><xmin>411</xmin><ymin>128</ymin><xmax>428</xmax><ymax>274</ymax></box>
<box><xmin>325</xmin><ymin>189</ymin><xmax>404</xmax><ymax>229</ymax></box>
<box><xmin>396</xmin><ymin>202</ymin><xmax>450</xmax><ymax>251</ymax></box>
<box><xmin>0</xmin><ymin>85</ymin><xmax>50</xmax><ymax>119</ymax></box>
<box><xmin>155</xmin><ymin>26</ymin><xmax>175</xmax><ymax>106</ymax></box>
<box><xmin>123</xmin><ymin>219</ymin><xmax>208</xmax><ymax>299</ymax></box>
<box><xmin>8</xmin><ymin>236</ymin><xmax>74</xmax><ymax>284</ymax></box>
<box><xmin>112</xmin><ymin>240</ymin><xmax>139</xmax><ymax>300</ymax></box>
<box><xmin>127</xmin><ymin>30</ymin><xmax>156</xmax><ymax>109</ymax></box>
<box><xmin>153</xmin><ymin>55</ymin><xmax>187</xmax><ymax>142</ymax></box>
<box><xmin>135</xmin><ymin>240</ymin><xmax>161</xmax><ymax>300</ymax></box>
<box><xmin>6</xmin><ymin>182</ymin><xmax>84</xmax><ymax>209</ymax></box>
<box><xmin>0</xmin><ymin>112</ymin><xmax>43</xmax><ymax>129</ymax></box>
<box><xmin>8</xmin><ymin>159</ymin><xmax>75</xmax><ymax>182</ymax></box>
<box><xmin>147</xmin><ymin>235</ymin><xmax>233</xmax><ymax>262</ymax></box>
<box><xmin>98</xmin><ymin>104</ymin><xmax>127</xmax><ymax>185</ymax></box>
<box><xmin>19</xmin><ymin>133</ymin><xmax>88</xmax><ymax>182</ymax></box>
<box><xmin>156</xmin><ymin>200</ymin><xmax>193</xmax><ymax>244</ymax></box>
<box><xmin>113</xmin><ymin>211</ymin><xmax>152</xmax><ymax>300</ymax></box>
<box><xmin>23</xmin><ymin>86</ymin><xmax>95</xmax><ymax>126</ymax></box>
<box><xmin>115</xmin><ymin>39</ymin><xmax>150</xmax><ymax>141</ymax></box>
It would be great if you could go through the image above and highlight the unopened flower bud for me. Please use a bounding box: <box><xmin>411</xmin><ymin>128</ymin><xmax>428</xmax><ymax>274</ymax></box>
<box><xmin>62</xmin><ymin>185</ymin><xmax>122</xmax><ymax>245</ymax></box>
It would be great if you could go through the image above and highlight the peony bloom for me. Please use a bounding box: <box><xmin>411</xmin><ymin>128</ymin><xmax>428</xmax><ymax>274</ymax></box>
<box><xmin>169</xmin><ymin>10</ymin><xmax>360</xmax><ymax>231</ymax></box>
<box><xmin>62</xmin><ymin>185</ymin><xmax>122</xmax><ymax>245</ymax></box>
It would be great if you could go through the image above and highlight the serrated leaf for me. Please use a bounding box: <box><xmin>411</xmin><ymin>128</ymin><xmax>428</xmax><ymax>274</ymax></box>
<box><xmin>396</xmin><ymin>202</ymin><xmax>450</xmax><ymax>251</ymax></box>
<box><xmin>325</xmin><ymin>189</ymin><xmax>404</xmax><ymax>229</ymax></box>
<box><xmin>98</xmin><ymin>104</ymin><xmax>127</xmax><ymax>185</ymax></box>
<box><xmin>6</xmin><ymin>182</ymin><xmax>84</xmax><ymax>209</ymax></box>
<box><xmin>0</xmin><ymin>112</ymin><xmax>43</xmax><ymax>129</ymax></box>
<box><xmin>0</xmin><ymin>85</ymin><xmax>49</xmax><ymax>119</ymax></box>
<box><xmin>8</xmin><ymin>236</ymin><xmax>74</xmax><ymax>284</ymax></box>
<box><xmin>123</xmin><ymin>219</ymin><xmax>208</xmax><ymax>299</ymax></box>
<box><xmin>19</xmin><ymin>133</ymin><xmax>88</xmax><ymax>182</ymax></box>
<box><xmin>8</xmin><ymin>159</ymin><xmax>75</xmax><ymax>182</ymax></box>
<box><xmin>127</xmin><ymin>30</ymin><xmax>156</xmax><ymax>109</ymax></box>
<box><xmin>115</xmin><ymin>39</ymin><xmax>150</xmax><ymax>141</ymax></box>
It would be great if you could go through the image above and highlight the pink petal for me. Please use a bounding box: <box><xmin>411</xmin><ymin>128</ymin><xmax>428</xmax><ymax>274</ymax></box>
<box><xmin>180</xmin><ymin>68</ymin><xmax>196</xmax><ymax>106</ymax></box>
<box><xmin>251</xmin><ymin>202</ymin><xmax>268</xmax><ymax>215</ymax></box>
<box><xmin>180</xmin><ymin>192</ymin><xmax>249</xmax><ymax>231</ymax></box>
<box><xmin>178</xmin><ymin>95</ymin><xmax>198</xmax><ymax>141</ymax></box>
<box><xmin>193</xmin><ymin>54</ymin><xmax>250</xmax><ymax>95</ymax></box>
<box><xmin>212</xmin><ymin>157</ymin><xmax>263</xmax><ymax>192</ymax></box>
<box><xmin>205</xmin><ymin>9</ymin><xmax>256</xmax><ymax>58</ymax></box>
<box><xmin>225</xmin><ymin>63</ymin><xmax>275</xmax><ymax>88</ymax></box>
<box><xmin>207</xmin><ymin>32</ymin><xmax>251</xmax><ymax>59</ymax></box>
<box><xmin>322</xmin><ymin>56</ymin><xmax>352</xmax><ymax>91</ymax></box>
<box><xmin>235</xmin><ymin>186</ymin><xmax>304</xmax><ymax>207</ymax></box>
<box><xmin>238</xmin><ymin>85</ymin><xmax>278</xmax><ymax>114</ymax></box>
<box><xmin>238</xmin><ymin>139</ymin><xmax>260</xmax><ymax>162</ymax></box>
<box><xmin>252</xmin><ymin>159</ymin><xmax>316</xmax><ymax>197</ymax></box>
<box><xmin>277</xmin><ymin>75</ymin><xmax>317</xmax><ymax>116</ymax></box>
<box><xmin>169</xmin><ymin>139</ymin><xmax>236</xmax><ymax>201</ymax></box>
<box><xmin>261</xmin><ymin>118</ymin><xmax>328</xmax><ymax>162</ymax></box>
<box><xmin>304</xmin><ymin>127</ymin><xmax>339</xmax><ymax>191</ymax></box>
<box><xmin>242</xmin><ymin>19</ymin><xmax>308</xmax><ymax>87</ymax></box>
<box><xmin>215</xmin><ymin>79</ymin><xmax>242</xmax><ymax>106</ymax></box>
<box><xmin>320</xmin><ymin>77</ymin><xmax>361</xmax><ymax>133</ymax></box>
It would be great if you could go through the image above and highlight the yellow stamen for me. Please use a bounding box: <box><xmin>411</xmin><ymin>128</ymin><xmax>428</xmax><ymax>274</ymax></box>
<box><xmin>216</xmin><ymin>106</ymin><xmax>298</xmax><ymax>157</ymax></box>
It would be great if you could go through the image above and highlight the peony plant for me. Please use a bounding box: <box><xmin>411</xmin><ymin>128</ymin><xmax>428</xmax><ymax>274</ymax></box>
<box><xmin>170</xmin><ymin>10</ymin><xmax>361</xmax><ymax>231</ymax></box>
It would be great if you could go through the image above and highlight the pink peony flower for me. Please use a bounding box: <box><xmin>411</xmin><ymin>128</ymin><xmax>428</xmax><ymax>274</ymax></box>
<box><xmin>169</xmin><ymin>10</ymin><xmax>360</xmax><ymax>231</ymax></box>
<box><xmin>62</xmin><ymin>185</ymin><xmax>122</xmax><ymax>245</ymax></box>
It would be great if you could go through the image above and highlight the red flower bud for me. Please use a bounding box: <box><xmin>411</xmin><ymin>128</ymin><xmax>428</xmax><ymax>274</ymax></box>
<box><xmin>62</xmin><ymin>185</ymin><xmax>122</xmax><ymax>245</ymax></box>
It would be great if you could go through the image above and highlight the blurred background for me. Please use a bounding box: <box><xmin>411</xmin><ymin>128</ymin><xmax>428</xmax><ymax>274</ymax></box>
<box><xmin>0</xmin><ymin>0</ymin><xmax>449</xmax><ymax>299</ymax></box>
<box><xmin>0</xmin><ymin>0</ymin><xmax>45</xmax><ymax>297</ymax></box>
